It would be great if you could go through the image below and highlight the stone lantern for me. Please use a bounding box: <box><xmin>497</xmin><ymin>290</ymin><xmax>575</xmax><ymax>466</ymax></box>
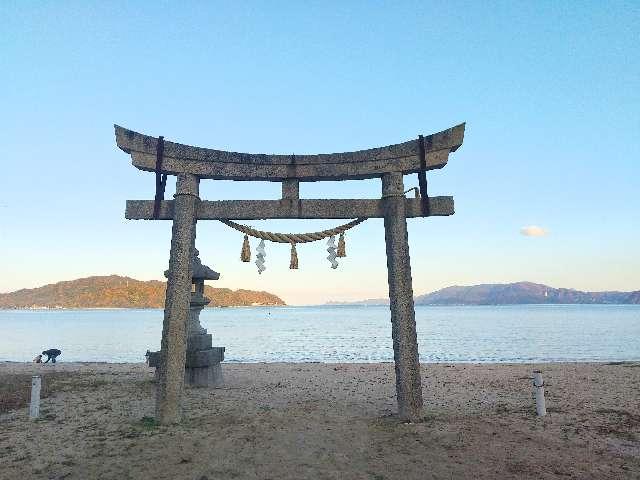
<box><xmin>147</xmin><ymin>249</ymin><xmax>225</xmax><ymax>387</ymax></box>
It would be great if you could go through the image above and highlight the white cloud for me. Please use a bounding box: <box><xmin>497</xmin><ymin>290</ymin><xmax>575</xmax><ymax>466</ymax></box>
<box><xmin>520</xmin><ymin>225</ymin><xmax>548</xmax><ymax>237</ymax></box>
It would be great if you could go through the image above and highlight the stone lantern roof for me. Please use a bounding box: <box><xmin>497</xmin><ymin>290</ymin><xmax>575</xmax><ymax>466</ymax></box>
<box><xmin>192</xmin><ymin>249</ymin><xmax>220</xmax><ymax>281</ymax></box>
<box><xmin>164</xmin><ymin>249</ymin><xmax>220</xmax><ymax>281</ymax></box>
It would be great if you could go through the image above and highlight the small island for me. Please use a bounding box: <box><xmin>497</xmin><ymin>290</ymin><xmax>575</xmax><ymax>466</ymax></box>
<box><xmin>0</xmin><ymin>275</ymin><xmax>285</xmax><ymax>309</ymax></box>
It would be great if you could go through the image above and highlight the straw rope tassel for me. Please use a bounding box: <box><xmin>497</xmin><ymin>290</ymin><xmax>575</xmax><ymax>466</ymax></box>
<box><xmin>240</xmin><ymin>234</ymin><xmax>251</xmax><ymax>262</ymax></box>
<box><xmin>337</xmin><ymin>232</ymin><xmax>346</xmax><ymax>258</ymax></box>
<box><xmin>289</xmin><ymin>243</ymin><xmax>299</xmax><ymax>269</ymax></box>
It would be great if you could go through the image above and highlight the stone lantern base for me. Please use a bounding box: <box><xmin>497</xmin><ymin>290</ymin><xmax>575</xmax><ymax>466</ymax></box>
<box><xmin>183</xmin><ymin>331</ymin><xmax>225</xmax><ymax>387</ymax></box>
<box><xmin>147</xmin><ymin>308</ymin><xmax>225</xmax><ymax>388</ymax></box>
<box><xmin>147</xmin><ymin>339</ymin><xmax>224</xmax><ymax>388</ymax></box>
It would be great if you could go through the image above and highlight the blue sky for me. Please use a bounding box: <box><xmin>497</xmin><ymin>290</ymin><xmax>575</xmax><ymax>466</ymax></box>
<box><xmin>1</xmin><ymin>1</ymin><xmax>638</xmax><ymax>304</ymax></box>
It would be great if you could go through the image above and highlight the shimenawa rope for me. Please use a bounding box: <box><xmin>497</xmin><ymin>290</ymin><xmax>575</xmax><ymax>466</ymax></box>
<box><xmin>219</xmin><ymin>218</ymin><xmax>366</xmax><ymax>244</ymax></box>
<box><xmin>220</xmin><ymin>217</ymin><xmax>367</xmax><ymax>270</ymax></box>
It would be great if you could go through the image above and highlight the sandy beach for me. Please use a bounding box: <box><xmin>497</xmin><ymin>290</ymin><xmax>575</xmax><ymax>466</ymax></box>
<box><xmin>1</xmin><ymin>362</ymin><xmax>639</xmax><ymax>479</ymax></box>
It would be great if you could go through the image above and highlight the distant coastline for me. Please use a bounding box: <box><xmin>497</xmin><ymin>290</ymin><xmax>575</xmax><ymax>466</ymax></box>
<box><xmin>327</xmin><ymin>281</ymin><xmax>640</xmax><ymax>306</ymax></box>
<box><xmin>3</xmin><ymin>278</ymin><xmax>639</xmax><ymax>309</ymax></box>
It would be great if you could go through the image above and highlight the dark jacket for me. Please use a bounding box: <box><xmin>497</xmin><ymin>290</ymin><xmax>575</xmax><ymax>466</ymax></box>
<box><xmin>42</xmin><ymin>349</ymin><xmax>61</xmax><ymax>357</ymax></box>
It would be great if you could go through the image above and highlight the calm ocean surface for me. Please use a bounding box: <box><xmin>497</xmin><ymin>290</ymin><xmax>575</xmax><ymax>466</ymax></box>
<box><xmin>1</xmin><ymin>305</ymin><xmax>639</xmax><ymax>363</ymax></box>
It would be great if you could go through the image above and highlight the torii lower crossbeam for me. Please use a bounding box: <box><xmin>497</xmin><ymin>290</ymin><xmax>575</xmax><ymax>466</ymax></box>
<box><xmin>125</xmin><ymin>197</ymin><xmax>454</xmax><ymax>220</ymax></box>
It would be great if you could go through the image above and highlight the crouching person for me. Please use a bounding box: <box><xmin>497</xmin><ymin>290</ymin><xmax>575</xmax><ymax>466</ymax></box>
<box><xmin>42</xmin><ymin>348</ymin><xmax>62</xmax><ymax>364</ymax></box>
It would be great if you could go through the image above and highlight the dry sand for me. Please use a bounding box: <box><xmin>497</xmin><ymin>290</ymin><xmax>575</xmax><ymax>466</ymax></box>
<box><xmin>1</xmin><ymin>362</ymin><xmax>639</xmax><ymax>479</ymax></box>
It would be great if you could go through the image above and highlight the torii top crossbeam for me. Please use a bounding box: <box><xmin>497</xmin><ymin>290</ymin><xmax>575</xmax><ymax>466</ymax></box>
<box><xmin>115</xmin><ymin>123</ymin><xmax>464</xmax><ymax>182</ymax></box>
<box><xmin>117</xmin><ymin>123</ymin><xmax>464</xmax><ymax>221</ymax></box>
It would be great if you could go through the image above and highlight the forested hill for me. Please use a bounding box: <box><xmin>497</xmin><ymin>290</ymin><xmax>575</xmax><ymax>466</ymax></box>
<box><xmin>0</xmin><ymin>275</ymin><xmax>285</xmax><ymax>309</ymax></box>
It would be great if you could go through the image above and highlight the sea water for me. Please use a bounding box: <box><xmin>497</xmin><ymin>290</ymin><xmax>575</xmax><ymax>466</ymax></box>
<box><xmin>1</xmin><ymin>305</ymin><xmax>638</xmax><ymax>363</ymax></box>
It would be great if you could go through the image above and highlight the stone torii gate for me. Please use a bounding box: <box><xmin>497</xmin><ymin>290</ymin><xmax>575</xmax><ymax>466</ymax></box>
<box><xmin>115</xmin><ymin>123</ymin><xmax>465</xmax><ymax>424</ymax></box>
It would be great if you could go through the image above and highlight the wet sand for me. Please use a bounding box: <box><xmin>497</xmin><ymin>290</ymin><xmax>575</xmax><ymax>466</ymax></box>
<box><xmin>1</xmin><ymin>362</ymin><xmax>639</xmax><ymax>479</ymax></box>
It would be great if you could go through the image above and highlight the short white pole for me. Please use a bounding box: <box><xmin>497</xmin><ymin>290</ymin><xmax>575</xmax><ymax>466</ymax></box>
<box><xmin>533</xmin><ymin>370</ymin><xmax>546</xmax><ymax>416</ymax></box>
<box><xmin>29</xmin><ymin>375</ymin><xmax>41</xmax><ymax>419</ymax></box>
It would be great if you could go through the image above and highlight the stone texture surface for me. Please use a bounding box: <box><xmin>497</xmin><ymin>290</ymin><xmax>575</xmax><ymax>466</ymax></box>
<box><xmin>382</xmin><ymin>172</ymin><xmax>424</xmax><ymax>422</ymax></box>
<box><xmin>126</xmin><ymin>196</ymin><xmax>455</xmax><ymax>220</ymax></box>
<box><xmin>155</xmin><ymin>173</ymin><xmax>200</xmax><ymax>424</ymax></box>
<box><xmin>187</xmin><ymin>333</ymin><xmax>212</xmax><ymax>352</ymax></box>
<box><xmin>185</xmin><ymin>361</ymin><xmax>223</xmax><ymax>387</ymax></box>
<box><xmin>190</xmin><ymin>251</ymin><xmax>219</xmax><ymax>282</ymax></box>
<box><xmin>185</xmin><ymin>296</ymin><xmax>208</xmax><ymax>335</ymax></box>
<box><xmin>186</xmin><ymin>347</ymin><xmax>225</xmax><ymax>368</ymax></box>
<box><xmin>281</xmin><ymin>179</ymin><xmax>300</xmax><ymax>199</ymax></box>
<box><xmin>129</xmin><ymin>149</ymin><xmax>450</xmax><ymax>181</ymax></box>
<box><xmin>147</xmin><ymin>346</ymin><xmax>224</xmax><ymax>368</ymax></box>
<box><xmin>115</xmin><ymin>123</ymin><xmax>465</xmax><ymax>181</ymax></box>
<box><xmin>116</xmin><ymin>123</ymin><xmax>464</xmax><ymax>165</ymax></box>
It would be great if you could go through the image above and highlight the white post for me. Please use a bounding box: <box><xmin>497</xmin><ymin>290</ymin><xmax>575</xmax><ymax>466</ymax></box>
<box><xmin>29</xmin><ymin>375</ymin><xmax>41</xmax><ymax>419</ymax></box>
<box><xmin>533</xmin><ymin>370</ymin><xmax>546</xmax><ymax>416</ymax></box>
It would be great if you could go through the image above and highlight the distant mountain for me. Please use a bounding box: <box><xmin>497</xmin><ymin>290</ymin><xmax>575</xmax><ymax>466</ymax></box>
<box><xmin>326</xmin><ymin>282</ymin><xmax>640</xmax><ymax>306</ymax></box>
<box><xmin>0</xmin><ymin>275</ymin><xmax>285</xmax><ymax>309</ymax></box>
<box><xmin>415</xmin><ymin>282</ymin><xmax>640</xmax><ymax>305</ymax></box>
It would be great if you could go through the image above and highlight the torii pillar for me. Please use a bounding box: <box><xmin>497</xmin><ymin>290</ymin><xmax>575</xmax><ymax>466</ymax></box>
<box><xmin>382</xmin><ymin>172</ymin><xmax>423</xmax><ymax>422</ymax></box>
<box><xmin>156</xmin><ymin>173</ymin><xmax>199</xmax><ymax>424</ymax></box>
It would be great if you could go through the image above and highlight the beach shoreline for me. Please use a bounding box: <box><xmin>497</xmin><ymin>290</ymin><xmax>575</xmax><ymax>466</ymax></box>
<box><xmin>1</xmin><ymin>362</ymin><xmax>639</xmax><ymax>479</ymax></box>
